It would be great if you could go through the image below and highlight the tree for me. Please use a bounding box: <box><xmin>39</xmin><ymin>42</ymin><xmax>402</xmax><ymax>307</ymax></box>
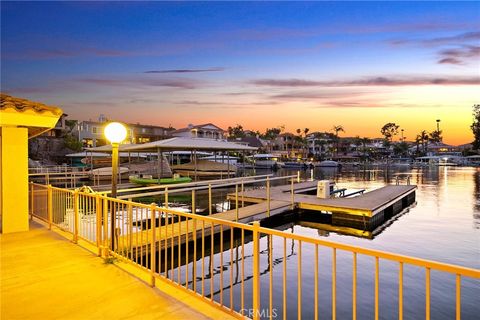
<box><xmin>295</xmin><ymin>128</ymin><xmax>310</xmax><ymax>157</ymax></box>
<box><xmin>332</xmin><ymin>125</ymin><xmax>345</xmax><ymax>157</ymax></box>
<box><xmin>429</xmin><ymin>130</ymin><xmax>443</xmax><ymax>144</ymax></box>
<box><xmin>361</xmin><ymin>137</ymin><xmax>371</xmax><ymax>160</ymax></box>
<box><xmin>380</xmin><ymin>123</ymin><xmax>400</xmax><ymax>142</ymax></box>
<box><xmin>417</xmin><ymin>130</ymin><xmax>429</xmax><ymax>153</ymax></box>
<box><xmin>393</xmin><ymin>142</ymin><xmax>409</xmax><ymax>156</ymax></box>
<box><xmin>263</xmin><ymin>127</ymin><xmax>282</xmax><ymax>140</ymax></box>
<box><xmin>227</xmin><ymin>124</ymin><xmax>245</xmax><ymax>138</ymax></box>
<box><xmin>415</xmin><ymin>134</ymin><xmax>422</xmax><ymax>155</ymax></box>
<box><xmin>471</xmin><ymin>104</ymin><xmax>480</xmax><ymax>150</ymax></box>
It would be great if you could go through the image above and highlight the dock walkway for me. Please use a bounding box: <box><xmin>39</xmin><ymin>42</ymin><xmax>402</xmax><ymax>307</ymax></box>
<box><xmin>118</xmin><ymin>181</ymin><xmax>415</xmax><ymax>252</ymax></box>
<box><xmin>118</xmin><ymin>199</ymin><xmax>291</xmax><ymax>252</ymax></box>
<box><xmin>0</xmin><ymin>221</ymin><xmax>234</xmax><ymax>320</ymax></box>
<box><xmin>231</xmin><ymin>182</ymin><xmax>416</xmax><ymax>217</ymax></box>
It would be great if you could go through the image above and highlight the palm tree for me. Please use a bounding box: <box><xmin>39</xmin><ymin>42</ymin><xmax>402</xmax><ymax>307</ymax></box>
<box><xmin>420</xmin><ymin>130</ymin><xmax>429</xmax><ymax>153</ymax></box>
<box><xmin>332</xmin><ymin>125</ymin><xmax>345</xmax><ymax>157</ymax></box>
<box><xmin>415</xmin><ymin>134</ymin><xmax>422</xmax><ymax>155</ymax></box>
<box><xmin>361</xmin><ymin>137</ymin><xmax>371</xmax><ymax>160</ymax></box>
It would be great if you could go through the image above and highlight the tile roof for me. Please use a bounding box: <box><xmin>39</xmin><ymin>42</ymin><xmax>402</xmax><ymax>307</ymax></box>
<box><xmin>1</xmin><ymin>93</ymin><xmax>62</xmax><ymax>116</ymax></box>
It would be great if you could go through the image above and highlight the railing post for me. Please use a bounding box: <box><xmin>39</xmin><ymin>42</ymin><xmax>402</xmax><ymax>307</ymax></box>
<box><xmin>30</xmin><ymin>182</ymin><xmax>34</xmax><ymax>220</ymax></box>
<box><xmin>73</xmin><ymin>190</ymin><xmax>79</xmax><ymax>243</ymax></box>
<box><xmin>241</xmin><ymin>179</ymin><xmax>244</xmax><ymax>208</ymax></box>
<box><xmin>95</xmin><ymin>194</ymin><xmax>102</xmax><ymax>256</ymax></box>
<box><xmin>150</xmin><ymin>203</ymin><xmax>157</xmax><ymax>287</ymax></box>
<box><xmin>208</xmin><ymin>184</ymin><xmax>212</xmax><ymax>215</ymax></box>
<box><xmin>290</xmin><ymin>178</ymin><xmax>295</xmax><ymax>210</ymax></box>
<box><xmin>192</xmin><ymin>189</ymin><xmax>196</xmax><ymax>214</ymax></box>
<box><xmin>235</xmin><ymin>184</ymin><xmax>239</xmax><ymax>222</ymax></box>
<box><xmin>128</xmin><ymin>201</ymin><xmax>133</xmax><ymax>260</ymax></box>
<box><xmin>103</xmin><ymin>197</ymin><xmax>109</xmax><ymax>257</ymax></box>
<box><xmin>297</xmin><ymin>171</ymin><xmax>300</xmax><ymax>183</ymax></box>
<box><xmin>252</xmin><ymin>221</ymin><xmax>260</xmax><ymax>320</ymax></box>
<box><xmin>266</xmin><ymin>177</ymin><xmax>270</xmax><ymax>217</ymax></box>
<box><xmin>47</xmin><ymin>184</ymin><xmax>53</xmax><ymax>230</ymax></box>
<box><xmin>164</xmin><ymin>187</ymin><xmax>169</xmax><ymax>209</ymax></box>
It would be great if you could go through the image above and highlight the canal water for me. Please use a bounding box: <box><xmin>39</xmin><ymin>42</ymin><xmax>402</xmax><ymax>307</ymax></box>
<box><xmin>145</xmin><ymin>166</ymin><xmax>480</xmax><ymax>319</ymax></box>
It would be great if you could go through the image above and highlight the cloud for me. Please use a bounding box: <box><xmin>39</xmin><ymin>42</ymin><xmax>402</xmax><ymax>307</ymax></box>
<box><xmin>391</xmin><ymin>31</ymin><xmax>480</xmax><ymax>46</ymax></box>
<box><xmin>173</xmin><ymin>100</ymin><xmax>280</xmax><ymax>107</ymax></box>
<box><xmin>389</xmin><ymin>31</ymin><xmax>480</xmax><ymax>65</ymax></box>
<box><xmin>75</xmin><ymin>77</ymin><xmax>199</xmax><ymax>89</ymax></box>
<box><xmin>250</xmin><ymin>76</ymin><xmax>480</xmax><ymax>87</ymax></box>
<box><xmin>271</xmin><ymin>91</ymin><xmax>368</xmax><ymax>100</ymax></box>
<box><xmin>438</xmin><ymin>58</ymin><xmax>463</xmax><ymax>65</ymax></box>
<box><xmin>437</xmin><ymin>45</ymin><xmax>480</xmax><ymax>65</ymax></box>
<box><xmin>252</xmin><ymin>79</ymin><xmax>323</xmax><ymax>87</ymax></box>
<box><xmin>144</xmin><ymin>68</ymin><xmax>225</xmax><ymax>73</ymax></box>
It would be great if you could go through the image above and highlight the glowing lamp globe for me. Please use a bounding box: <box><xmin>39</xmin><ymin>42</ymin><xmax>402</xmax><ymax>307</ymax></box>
<box><xmin>104</xmin><ymin>122</ymin><xmax>127</xmax><ymax>144</ymax></box>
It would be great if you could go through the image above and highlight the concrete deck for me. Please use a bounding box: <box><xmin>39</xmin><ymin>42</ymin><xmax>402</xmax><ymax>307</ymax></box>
<box><xmin>1</xmin><ymin>221</ymin><xmax>235</xmax><ymax>320</ymax></box>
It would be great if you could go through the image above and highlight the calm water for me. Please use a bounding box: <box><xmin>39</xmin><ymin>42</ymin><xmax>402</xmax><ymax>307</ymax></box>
<box><xmin>151</xmin><ymin>166</ymin><xmax>480</xmax><ymax>319</ymax></box>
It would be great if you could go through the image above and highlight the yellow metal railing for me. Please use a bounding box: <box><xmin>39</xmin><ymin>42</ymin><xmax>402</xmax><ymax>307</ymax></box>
<box><xmin>29</xmin><ymin>182</ymin><xmax>480</xmax><ymax>320</ymax></box>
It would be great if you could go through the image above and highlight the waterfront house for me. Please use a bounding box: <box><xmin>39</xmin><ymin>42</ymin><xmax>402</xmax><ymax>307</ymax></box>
<box><xmin>171</xmin><ymin>123</ymin><xmax>226</xmax><ymax>140</ymax></box>
<box><xmin>75</xmin><ymin>115</ymin><xmax>171</xmax><ymax>147</ymax></box>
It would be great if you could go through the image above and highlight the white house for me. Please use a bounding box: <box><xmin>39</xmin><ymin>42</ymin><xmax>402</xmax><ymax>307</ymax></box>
<box><xmin>171</xmin><ymin>123</ymin><xmax>226</xmax><ymax>140</ymax></box>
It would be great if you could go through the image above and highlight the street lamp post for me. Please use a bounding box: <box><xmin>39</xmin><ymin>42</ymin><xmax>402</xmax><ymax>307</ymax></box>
<box><xmin>401</xmin><ymin>129</ymin><xmax>404</xmax><ymax>142</ymax></box>
<box><xmin>436</xmin><ymin>119</ymin><xmax>441</xmax><ymax>132</ymax></box>
<box><xmin>104</xmin><ymin>122</ymin><xmax>127</xmax><ymax>251</ymax></box>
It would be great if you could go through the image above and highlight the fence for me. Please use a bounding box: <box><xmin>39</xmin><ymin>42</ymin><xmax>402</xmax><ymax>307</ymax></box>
<box><xmin>29</xmin><ymin>182</ymin><xmax>480</xmax><ymax>320</ymax></box>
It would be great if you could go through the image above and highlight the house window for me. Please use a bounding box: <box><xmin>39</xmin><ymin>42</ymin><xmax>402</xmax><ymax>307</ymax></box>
<box><xmin>92</xmin><ymin>127</ymin><xmax>97</xmax><ymax>134</ymax></box>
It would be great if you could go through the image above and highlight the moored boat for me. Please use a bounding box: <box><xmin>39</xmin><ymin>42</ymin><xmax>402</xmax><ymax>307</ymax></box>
<box><xmin>316</xmin><ymin>160</ymin><xmax>340</xmax><ymax>167</ymax></box>
<box><xmin>89</xmin><ymin>167</ymin><xmax>130</xmax><ymax>181</ymax></box>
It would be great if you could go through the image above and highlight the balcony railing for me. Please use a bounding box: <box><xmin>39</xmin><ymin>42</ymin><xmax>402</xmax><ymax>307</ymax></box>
<box><xmin>29</xmin><ymin>182</ymin><xmax>479</xmax><ymax>320</ymax></box>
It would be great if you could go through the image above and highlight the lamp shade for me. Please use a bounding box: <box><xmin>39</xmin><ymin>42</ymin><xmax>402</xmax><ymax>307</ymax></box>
<box><xmin>104</xmin><ymin>122</ymin><xmax>127</xmax><ymax>144</ymax></box>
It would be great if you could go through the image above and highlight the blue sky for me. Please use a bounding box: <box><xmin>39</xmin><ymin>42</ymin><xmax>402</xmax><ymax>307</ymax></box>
<box><xmin>2</xmin><ymin>1</ymin><xmax>479</xmax><ymax>144</ymax></box>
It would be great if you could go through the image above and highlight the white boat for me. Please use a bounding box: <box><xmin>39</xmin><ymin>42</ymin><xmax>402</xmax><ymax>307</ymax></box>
<box><xmin>251</xmin><ymin>154</ymin><xmax>284</xmax><ymax>169</ymax></box>
<box><xmin>316</xmin><ymin>160</ymin><xmax>340</xmax><ymax>167</ymax></box>
<box><xmin>200</xmin><ymin>155</ymin><xmax>238</xmax><ymax>166</ymax></box>
<box><xmin>390</xmin><ymin>158</ymin><xmax>412</xmax><ymax>166</ymax></box>
<box><xmin>88</xmin><ymin>167</ymin><xmax>130</xmax><ymax>181</ymax></box>
<box><xmin>414</xmin><ymin>156</ymin><xmax>463</xmax><ymax>166</ymax></box>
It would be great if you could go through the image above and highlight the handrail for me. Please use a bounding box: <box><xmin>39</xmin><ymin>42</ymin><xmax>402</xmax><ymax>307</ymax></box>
<box><xmin>29</xmin><ymin>182</ymin><xmax>480</xmax><ymax>320</ymax></box>
<box><xmin>117</xmin><ymin>174</ymin><xmax>298</xmax><ymax>199</ymax></box>
<box><xmin>108</xmin><ymin>174</ymin><xmax>274</xmax><ymax>194</ymax></box>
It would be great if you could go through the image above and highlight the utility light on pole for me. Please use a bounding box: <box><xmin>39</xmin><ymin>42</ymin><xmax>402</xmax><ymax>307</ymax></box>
<box><xmin>104</xmin><ymin>122</ymin><xmax>127</xmax><ymax>251</ymax></box>
<box><xmin>436</xmin><ymin>119</ymin><xmax>441</xmax><ymax>133</ymax></box>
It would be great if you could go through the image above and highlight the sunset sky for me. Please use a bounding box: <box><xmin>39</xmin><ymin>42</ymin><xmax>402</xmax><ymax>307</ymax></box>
<box><xmin>2</xmin><ymin>2</ymin><xmax>479</xmax><ymax>145</ymax></box>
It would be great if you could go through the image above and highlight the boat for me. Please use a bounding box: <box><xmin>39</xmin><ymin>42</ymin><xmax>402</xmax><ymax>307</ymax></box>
<box><xmin>129</xmin><ymin>175</ymin><xmax>192</xmax><ymax>186</ymax></box>
<box><xmin>413</xmin><ymin>156</ymin><xmax>463</xmax><ymax>167</ymax></box>
<box><xmin>172</xmin><ymin>159</ymin><xmax>237</xmax><ymax>178</ymax></box>
<box><xmin>88</xmin><ymin>167</ymin><xmax>130</xmax><ymax>181</ymax></box>
<box><xmin>250</xmin><ymin>154</ymin><xmax>284</xmax><ymax>169</ymax></box>
<box><xmin>316</xmin><ymin>160</ymin><xmax>340</xmax><ymax>167</ymax></box>
<box><xmin>389</xmin><ymin>158</ymin><xmax>412</xmax><ymax>166</ymax></box>
<box><xmin>200</xmin><ymin>155</ymin><xmax>238</xmax><ymax>166</ymax></box>
<box><xmin>466</xmin><ymin>155</ymin><xmax>480</xmax><ymax>166</ymax></box>
<box><xmin>283</xmin><ymin>160</ymin><xmax>308</xmax><ymax>169</ymax></box>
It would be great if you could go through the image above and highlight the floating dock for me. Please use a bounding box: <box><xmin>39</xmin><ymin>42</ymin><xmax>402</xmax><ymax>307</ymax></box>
<box><xmin>117</xmin><ymin>180</ymin><xmax>416</xmax><ymax>254</ymax></box>
<box><xmin>227</xmin><ymin>180</ymin><xmax>416</xmax><ymax>230</ymax></box>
